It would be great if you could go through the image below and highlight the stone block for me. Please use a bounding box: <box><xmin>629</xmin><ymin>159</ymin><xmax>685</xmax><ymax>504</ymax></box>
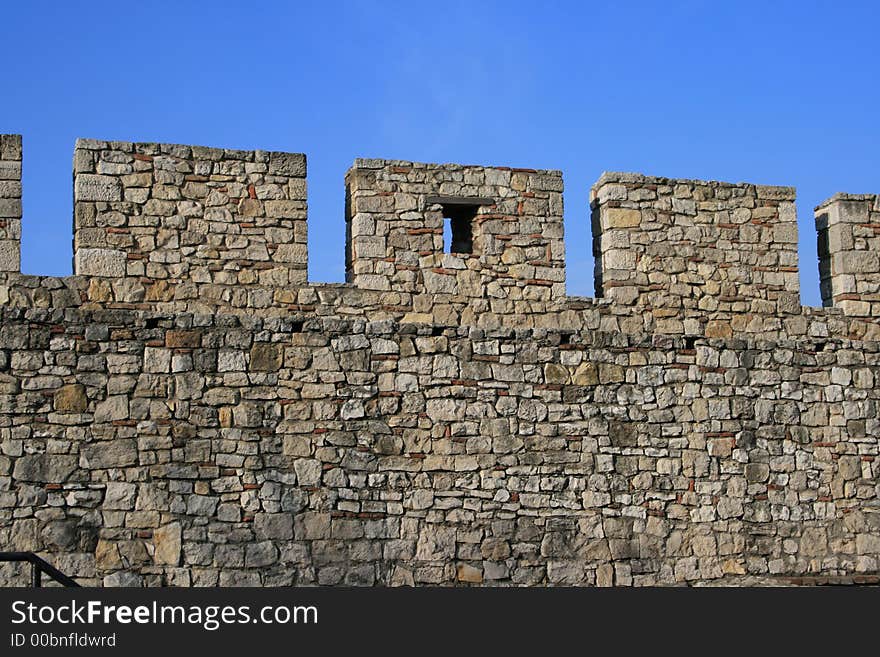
<box><xmin>250</xmin><ymin>343</ymin><xmax>283</xmax><ymax>371</ymax></box>
<box><xmin>80</xmin><ymin>440</ymin><xmax>138</xmax><ymax>469</ymax></box>
<box><xmin>273</xmin><ymin>243</ymin><xmax>308</xmax><ymax>263</ymax></box>
<box><xmin>13</xmin><ymin>454</ymin><xmax>78</xmax><ymax>483</ymax></box>
<box><xmin>165</xmin><ymin>330</ymin><xmax>202</xmax><ymax>348</ymax></box>
<box><xmin>0</xmin><ymin>135</ymin><xmax>21</xmax><ymax>160</ymax></box>
<box><xmin>153</xmin><ymin>522</ymin><xmax>182</xmax><ymax>565</ymax></box>
<box><xmin>54</xmin><ymin>384</ymin><xmax>87</xmax><ymax>413</ymax></box>
<box><xmin>604</xmin><ymin>207</ymin><xmax>641</xmax><ymax>228</ymax></box>
<box><xmin>75</xmin><ymin>174</ymin><xmax>122</xmax><ymax>202</ymax></box>
<box><xmin>0</xmin><ymin>198</ymin><xmax>21</xmax><ymax>218</ymax></box>
<box><xmin>254</xmin><ymin>513</ymin><xmax>294</xmax><ymax>541</ymax></box>
<box><xmin>837</xmin><ymin>251</ymin><xmax>879</xmax><ymax>274</ymax></box>
<box><xmin>75</xmin><ymin>248</ymin><xmax>127</xmax><ymax>277</ymax></box>
<box><xmin>0</xmin><ymin>240</ymin><xmax>20</xmax><ymax>272</ymax></box>
<box><xmin>456</xmin><ymin>563</ymin><xmax>483</xmax><ymax>583</ymax></box>
<box><xmin>268</xmin><ymin>152</ymin><xmax>306</xmax><ymax>177</ymax></box>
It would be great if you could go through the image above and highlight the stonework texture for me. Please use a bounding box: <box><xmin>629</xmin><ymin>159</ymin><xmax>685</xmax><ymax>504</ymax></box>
<box><xmin>816</xmin><ymin>194</ymin><xmax>880</xmax><ymax>317</ymax></box>
<box><xmin>73</xmin><ymin>139</ymin><xmax>308</xmax><ymax>310</ymax></box>
<box><xmin>0</xmin><ymin>133</ymin><xmax>878</xmax><ymax>587</ymax></box>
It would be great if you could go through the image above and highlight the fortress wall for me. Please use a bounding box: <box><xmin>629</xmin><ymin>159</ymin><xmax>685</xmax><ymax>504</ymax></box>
<box><xmin>816</xmin><ymin>194</ymin><xmax>880</xmax><ymax>316</ymax></box>
<box><xmin>1</xmin><ymin>134</ymin><xmax>879</xmax><ymax>586</ymax></box>
<box><xmin>71</xmin><ymin>139</ymin><xmax>308</xmax><ymax>306</ymax></box>
<box><xmin>0</xmin><ymin>135</ymin><xmax>21</xmax><ymax>273</ymax></box>
<box><xmin>0</xmin><ymin>307</ymin><xmax>878</xmax><ymax>586</ymax></box>
<box><xmin>591</xmin><ymin>172</ymin><xmax>802</xmax><ymax>337</ymax></box>
<box><xmin>345</xmin><ymin>160</ymin><xmax>566</xmax><ymax>312</ymax></box>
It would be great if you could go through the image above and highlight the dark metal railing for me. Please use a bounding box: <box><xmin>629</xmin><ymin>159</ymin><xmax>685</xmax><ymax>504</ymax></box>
<box><xmin>0</xmin><ymin>552</ymin><xmax>80</xmax><ymax>587</ymax></box>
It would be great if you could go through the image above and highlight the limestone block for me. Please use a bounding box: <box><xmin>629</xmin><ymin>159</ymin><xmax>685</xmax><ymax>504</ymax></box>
<box><xmin>75</xmin><ymin>174</ymin><xmax>122</xmax><ymax>202</ymax></box>
<box><xmin>0</xmin><ymin>160</ymin><xmax>21</xmax><ymax>180</ymax></box>
<box><xmin>75</xmin><ymin>248</ymin><xmax>126</xmax><ymax>277</ymax></box>
<box><xmin>837</xmin><ymin>251</ymin><xmax>879</xmax><ymax>274</ymax></box>
<box><xmin>273</xmin><ymin>243</ymin><xmax>308</xmax><ymax>263</ymax></box>
<box><xmin>54</xmin><ymin>384</ymin><xmax>87</xmax><ymax>413</ymax></box>
<box><xmin>268</xmin><ymin>151</ymin><xmax>306</xmax><ymax>177</ymax></box>
<box><xmin>0</xmin><ymin>240</ymin><xmax>20</xmax><ymax>271</ymax></box>
<box><xmin>254</xmin><ymin>513</ymin><xmax>294</xmax><ymax>541</ymax></box>
<box><xmin>0</xmin><ymin>199</ymin><xmax>21</xmax><ymax>218</ymax></box>
<box><xmin>250</xmin><ymin>343</ymin><xmax>283</xmax><ymax>371</ymax></box>
<box><xmin>13</xmin><ymin>454</ymin><xmax>78</xmax><ymax>483</ymax></box>
<box><xmin>153</xmin><ymin>523</ymin><xmax>182</xmax><ymax>565</ymax></box>
<box><xmin>604</xmin><ymin>207</ymin><xmax>641</xmax><ymax>228</ymax></box>
<box><xmin>79</xmin><ymin>439</ymin><xmax>138</xmax><ymax>469</ymax></box>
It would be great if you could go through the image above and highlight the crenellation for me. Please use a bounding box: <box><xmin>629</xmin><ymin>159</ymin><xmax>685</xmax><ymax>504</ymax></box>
<box><xmin>71</xmin><ymin>138</ymin><xmax>309</xmax><ymax>302</ymax></box>
<box><xmin>0</xmin><ymin>134</ymin><xmax>22</xmax><ymax>273</ymax></box>
<box><xmin>591</xmin><ymin>172</ymin><xmax>801</xmax><ymax>337</ymax></box>
<box><xmin>815</xmin><ymin>193</ymin><xmax>880</xmax><ymax>317</ymax></box>
<box><xmin>1</xmin><ymin>133</ymin><xmax>879</xmax><ymax>587</ymax></box>
<box><xmin>345</xmin><ymin>159</ymin><xmax>567</xmax><ymax>313</ymax></box>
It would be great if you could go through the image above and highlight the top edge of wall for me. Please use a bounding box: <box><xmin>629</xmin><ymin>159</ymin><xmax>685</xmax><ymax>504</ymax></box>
<box><xmin>350</xmin><ymin>158</ymin><xmax>562</xmax><ymax>177</ymax></box>
<box><xmin>73</xmin><ymin>137</ymin><xmax>306</xmax><ymax>162</ymax></box>
<box><xmin>593</xmin><ymin>171</ymin><xmax>796</xmax><ymax>197</ymax></box>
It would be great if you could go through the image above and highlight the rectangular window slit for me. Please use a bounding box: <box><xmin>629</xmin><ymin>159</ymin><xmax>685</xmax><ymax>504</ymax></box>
<box><xmin>441</xmin><ymin>204</ymin><xmax>477</xmax><ymax>254</ymax></box>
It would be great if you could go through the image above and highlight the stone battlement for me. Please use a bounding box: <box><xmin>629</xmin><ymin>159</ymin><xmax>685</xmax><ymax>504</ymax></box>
<box><xmin>1</xmin><ymin>134</ymin><xmax>879</xmax><ymax>341</ymax></box>
<box><xmin>0</xmin><ymin>134</ymin><xmax>878</xmax><ymax>587</ymax></box>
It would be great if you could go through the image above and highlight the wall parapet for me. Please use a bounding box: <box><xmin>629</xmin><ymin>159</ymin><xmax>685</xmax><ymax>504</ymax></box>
<box><xmin>0</xmin><ymin>135</ymin><xmax>22</xmax><ymax>273</ymax></box>
<box><xmin>590</xmin><ymin>171</ymin><xmax>800</xmax><ymax>337</ymax></box>
<box><xmin>815</xmin><ymin>193</ymin><xmax>880</xmax><ymax>317</ymax></box>
<box><xmin>72</xmin><ymin>137</ymin><xmax>308</xmax><ymax>303</ymax></box>
<box><xmin>0</xmin><ymin>133</ymin><xmax>878</xmax><ymax>341</ymax></box>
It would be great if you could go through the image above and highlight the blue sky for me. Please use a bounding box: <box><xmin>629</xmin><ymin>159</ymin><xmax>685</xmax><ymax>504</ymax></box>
<box><xmin>3</xmin><ymin>1</ymin><xmax>879</xmax><ymax>306</ymax></box>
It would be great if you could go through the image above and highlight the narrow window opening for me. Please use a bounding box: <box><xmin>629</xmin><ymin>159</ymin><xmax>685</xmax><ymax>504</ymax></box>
<box><xmin>441</xmin><ymin>204</ymin><xmax>477</xmax><ymax>254</ymax></box>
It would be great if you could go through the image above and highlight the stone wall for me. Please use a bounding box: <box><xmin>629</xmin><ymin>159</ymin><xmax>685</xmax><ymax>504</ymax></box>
<box><xmin>0</xmin><ymin>135</ymin><xmax>21</xmax><ymax>273</ymax></box>
<box><xmin>0</xmin><ymin>133</ymin><xmax>879</xmax><ymax>586</ymax></box>
<box><xmin>1</xmin><ymin>307</ymin><xmax>878</xmax><ymax>586</ymax></box>
<box><xmin>816</xmin><ymin>194</ymin><xmax>880</xmax><ymax>317</ymax></box>
<box><xmin>591</xmin><ymin>172</ymin><xmax>801</xmax><ymax>337</ymax></box>
<box><xmin>346</xmin><ymin>159</ymin><xmax>566</xmax><ymax>324</ymax></box>
<box><xmin>72</xmin><ymin>139</ymin><xmax>308</xmax><ymax>310</ymax></box>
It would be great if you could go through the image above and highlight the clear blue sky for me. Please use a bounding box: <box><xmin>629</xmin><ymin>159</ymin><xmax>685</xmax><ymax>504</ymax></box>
<box><xmin>3</xmin><ymin>1</ymin><xmax>878</xmax><ymax>306</ymax></box>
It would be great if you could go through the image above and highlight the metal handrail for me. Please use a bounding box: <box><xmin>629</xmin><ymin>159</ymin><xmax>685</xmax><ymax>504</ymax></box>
<box><xmin>0</xmin><ymin>552</ymin><xmax>80</xmax><ymax>587</ymax></box>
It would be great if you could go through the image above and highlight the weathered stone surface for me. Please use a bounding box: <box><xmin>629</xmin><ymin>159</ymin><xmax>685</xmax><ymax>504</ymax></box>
<box><xmin>80</xmin><ymin>440</ymin><xmax>138</xmax><ymax>469</ymax></box>
<box><xmin>0</xmin><ymin>136</ymin><xmax>878</xmax><ymax>590</ymax></box>
<box><xmin>165</xmin><ymin>330</ymin><xmax>201</xmax><ymax>348</ymax></box>
<box><xmin>837</xmin><ymin>251</ymin><xmax>879</xmax><ymax>274</ymax></box>
<box><xmin>13</xmin><ymin>454</ymin><xmax>78</xmax><ymax>483</ymax></box>
<box><xmin>571</xmin><ymin>362</ymin><xmax>598</xmax><ymax>385</ymax></box>
<box><xmin>153</xmin><ymin>522</ymin><xmax>182</xmax><ymax>565</ymax></box>
<box><xmin>745</xmin><ymin>463</ymin><xmax>770</xmax><ymax>483</ymax></box>
<box><xmin>75</xmin><ymin>174</ymin><xmax>122</xmax><ymax>201</ymax></box>
<box><xmin>416</xmin><ymin>526</ymin><xmax>456</xmax><ymax>560</ymax></box>
<box><xmin>254</xmin><ymin>513</ymin><xmax>294</xmax><ymax>541</ymax></box>
<box><xmin>75</xmin><ymin>248</ymin><xmax>126</xmax><ymax>277</ymax></box>
<box><xmin>604</xmin><ymin>208</ymin><xmax>641</xmax><ymax>228</ymax></box>
<box><xmin>544</xmin><ymin>363</ymin><xmax>569</xmax><ymax>384</ymax></box>
<box><xmin>54</xmin><ymin>384</ymin><xmax>87</xmax><ymax>413</ymax></box>
<box><xmin>103</xmin><ymin>482</ymin><xmax>136</xmax><ymax>510</ymax></box>
<box><xmin>250</xmin><ymin>343</ymin><xmax>283</xmax><ymax>371</ymax></box>
<box><xmin>0</xmin><ymin>240</ymin><xmax>19</xmax><ymax>272</ymax></box>
<box><xmin>93</xmin><ymin>395</ymin><xmax>129</xmax><ymax>422</ymax></box>
<box><xmin>268</xmin><ymin>151</ymin><xmax>306</xmax><ymax>177</ymax></box>
<box><xmin>456</xmin><ymin>563</ymin><xmax>483</xmax><ymax>583</ymax></box>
